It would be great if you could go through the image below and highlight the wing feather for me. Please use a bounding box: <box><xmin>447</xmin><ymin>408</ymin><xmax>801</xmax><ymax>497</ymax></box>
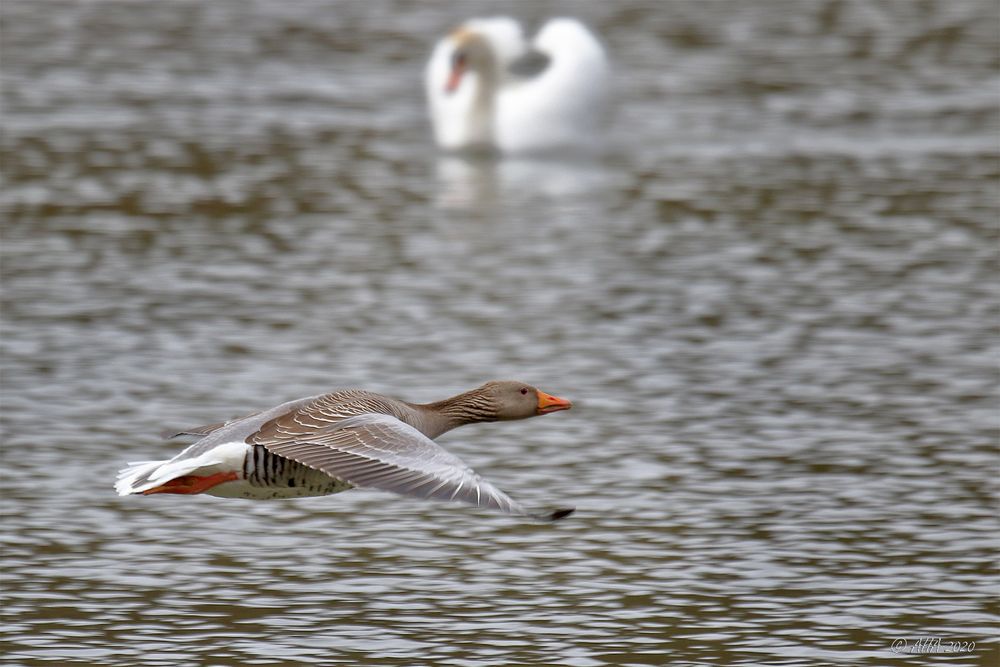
<box><xmin>255</xmin><ymin>413</ymin><xmax>533</xmax><ymax>517</ymax></box>
<box><xmin>160</xmin><ymin>410</ymin><xmax>268</xmax><ymax>440</ymax></box>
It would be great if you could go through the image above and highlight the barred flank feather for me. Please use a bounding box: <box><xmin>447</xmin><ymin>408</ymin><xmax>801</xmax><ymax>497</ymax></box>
<box><xmin>245</xmin><ymin>445</ymin><xmax>353</xmax><ymax>495</ymax></box>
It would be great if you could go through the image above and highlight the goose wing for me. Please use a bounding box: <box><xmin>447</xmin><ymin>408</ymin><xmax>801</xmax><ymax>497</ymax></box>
<box><xmin>255</xmin><ymin>413</ymin><xmax>572</xmax><ymax>521</ymax></box>
<box><xmin>161</xmin><ymin>410</ymin><xmax>268</xmax><ymax>439</ymax></box>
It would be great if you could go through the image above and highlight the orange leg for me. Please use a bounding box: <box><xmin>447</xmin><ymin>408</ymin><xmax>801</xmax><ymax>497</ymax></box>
<box><xmin>142</xmin><ymin>471</ymin><xmax>239</xmax><ymax>495</ymax></box>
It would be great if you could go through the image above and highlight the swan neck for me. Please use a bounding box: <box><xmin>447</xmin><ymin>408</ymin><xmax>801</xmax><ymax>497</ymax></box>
<box><xmin>469</xmin><ymin>68</ymin><xmax>496</xmax><ymax>144</ymax></box>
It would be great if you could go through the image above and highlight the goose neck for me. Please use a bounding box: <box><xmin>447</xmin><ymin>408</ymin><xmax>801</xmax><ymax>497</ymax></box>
<box><xmin>418</xmin><ymin>389</ymin><xmax>497</xmax><ymax>435</ymax></box>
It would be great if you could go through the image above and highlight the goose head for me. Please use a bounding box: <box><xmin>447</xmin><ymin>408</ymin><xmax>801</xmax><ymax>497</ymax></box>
<box><xmin>479</xmin><ymin>380</ymin><xmax>573</xmax><ymax>419</ymax></box>
<box><xmin>423</xmin><ymin>380</ymin><xmax>572</xmax><ymax>428</ymax></box>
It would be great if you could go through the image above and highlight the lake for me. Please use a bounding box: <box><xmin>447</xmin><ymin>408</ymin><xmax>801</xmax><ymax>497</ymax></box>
<box><xmin>1</xmin><ymin>1</ymin><xmax>997</xmax><ymax>665</ymax></box>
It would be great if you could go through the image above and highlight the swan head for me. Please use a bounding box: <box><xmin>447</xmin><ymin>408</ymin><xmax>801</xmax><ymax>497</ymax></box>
<box><xmin>439</xmin><ymin>19</ymin><xmax>525</xmax><ymax>93</ymax></box>
<box><xmin>443</xmin><ymin>30</ymin><xmax>498</xmax><ymax>96</ymax></box>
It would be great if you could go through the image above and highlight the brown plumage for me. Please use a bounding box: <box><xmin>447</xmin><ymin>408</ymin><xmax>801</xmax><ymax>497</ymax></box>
<box><xmin>116</xmin><ymin>381</ymin><xmax>575</xmax><ymax>521</ymax></box>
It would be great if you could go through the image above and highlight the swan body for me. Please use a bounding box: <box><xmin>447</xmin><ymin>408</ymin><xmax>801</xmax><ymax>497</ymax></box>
<box><xmin>425</xmin><ymin>17</ymin><xmax>611</xmax><ymax>153</ymax></box>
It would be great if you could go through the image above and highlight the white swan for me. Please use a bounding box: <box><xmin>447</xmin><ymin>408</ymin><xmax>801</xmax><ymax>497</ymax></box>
<box><xmin>425</xmin><ymin>17</ymin><xmax>611</xmax><ymax>154</ymax></box>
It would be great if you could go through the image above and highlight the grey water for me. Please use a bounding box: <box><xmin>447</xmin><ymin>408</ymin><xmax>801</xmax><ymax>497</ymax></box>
<box><xmin>1</xmin><ymin>1</ymin><xmax>998</xmax><ymax>665</ymax></box>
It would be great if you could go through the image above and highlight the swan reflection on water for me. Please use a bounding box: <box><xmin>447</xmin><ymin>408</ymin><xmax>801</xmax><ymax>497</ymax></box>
<box><xmin>432</xmin><ymin>153</ymin><xmax>622</xmax><ymax>214</ymax></box>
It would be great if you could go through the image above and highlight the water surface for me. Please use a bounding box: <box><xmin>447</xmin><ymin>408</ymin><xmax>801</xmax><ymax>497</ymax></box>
<box><xmin>2</xmin><ymin>1</ymin><xmax>998</xmax><ymax>665</ymax></box>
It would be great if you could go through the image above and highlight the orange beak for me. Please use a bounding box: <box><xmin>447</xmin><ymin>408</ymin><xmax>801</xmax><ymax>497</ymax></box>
<box><xmin>445</xmin><ymin>63</ymin><xmax>465</xmax><ymax>94</ymax></box>
<box><xmin>537</xmin><ymin>390</ymin><xmax>572</xmax><ymax>415</ymax></box>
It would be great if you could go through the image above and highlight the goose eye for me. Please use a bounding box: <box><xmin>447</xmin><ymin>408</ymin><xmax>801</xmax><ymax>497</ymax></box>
<box><xmin>453</xmin><ymin>51</ymin><xmax>467</xmax><ymax>68</ymax></box>
<box><xmin>520</xmin><ymin>387</ymin><xmax>529</xmax><ymax>395</ymax></box>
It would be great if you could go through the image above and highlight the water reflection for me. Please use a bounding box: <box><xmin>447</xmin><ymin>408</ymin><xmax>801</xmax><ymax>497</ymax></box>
<box><xmin>433</xmin><ymin>153</ymin><xmax>623</xmax><ymax>214</ymax></box>
<box><xmin>433</xmin><ymin>154</ymin><xmax>500</xmax><ymax>212</ymax></box>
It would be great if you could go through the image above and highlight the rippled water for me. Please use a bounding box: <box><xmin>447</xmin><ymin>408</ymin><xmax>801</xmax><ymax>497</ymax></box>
<box><xmin>2</xmin><ymin>1</ymin><xmax>998</xmax><ymax>665</ymax></box>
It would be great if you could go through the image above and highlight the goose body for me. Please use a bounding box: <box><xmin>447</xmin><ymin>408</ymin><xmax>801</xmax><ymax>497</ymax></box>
<box><xmin>425</xmin><ymin>17</ymin><xmax>610</xmax><ymax>153</ymax></box>
<box><xmin>116</xmin><ymin>382</ymin><xmax>574</xmax><ymax>520</ymax></box>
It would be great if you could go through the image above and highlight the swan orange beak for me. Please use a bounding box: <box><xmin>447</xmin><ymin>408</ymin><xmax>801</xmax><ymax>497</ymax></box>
<box><xmin>537</xmin><ymin>390</ymin><xmax>572</xmax><ymax>414</ymax></box>
<box><xmin>445</xmin><ymin>63</ymin><xmax>465</xmax><ymax>94</ymax></box>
